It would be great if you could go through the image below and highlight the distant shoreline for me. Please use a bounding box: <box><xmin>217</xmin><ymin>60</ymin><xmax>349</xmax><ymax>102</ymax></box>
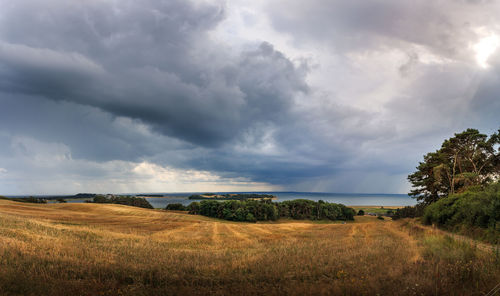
<box><xmin>349</xmin><ymin>205</ymin><xmax>403</xmax><ymax>208</ymax></box>
<box><xmin>4</xmin><ymin>193</ymin><xmax>416</xmax><ymax>208</ymax></box>
<box><xmin>140</xmin><ymin>196</ymin><xmax>188</xmax><ymax>199</ymax></box>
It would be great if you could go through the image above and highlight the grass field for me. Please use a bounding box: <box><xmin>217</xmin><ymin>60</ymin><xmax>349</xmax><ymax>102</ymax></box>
<box><xmin>0</xmin><ymin>200</ymin><xmax>499</xmax><ymax>296</ymax></box>
<box><xmin>350</xmin><ymin>206</ymin><xmax>402</xmax><ymax>215</ymax></box>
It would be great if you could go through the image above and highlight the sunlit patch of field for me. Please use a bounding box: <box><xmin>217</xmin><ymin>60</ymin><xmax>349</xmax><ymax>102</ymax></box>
<box><xmin>0</xmin><ymin>200</ymin><xmax>498</xmax><ymax>296</ymax></box>
<box><xmin>350</xmin><ymin>205</ymin><xmax>402</xmax><ymax>215</ymax></box>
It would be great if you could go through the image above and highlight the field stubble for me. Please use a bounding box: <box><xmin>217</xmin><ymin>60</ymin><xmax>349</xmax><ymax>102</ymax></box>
<box><xmin>0</xmin><ymin>200</ymin><xmax>498</xmax><ymax>295</ymax></box>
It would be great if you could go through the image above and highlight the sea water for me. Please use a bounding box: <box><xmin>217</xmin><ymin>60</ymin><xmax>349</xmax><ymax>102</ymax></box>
<box><xmin>144</xmin><ymin>192</ymin><xmax>416</xmax><ymax>209</ymax></box>
<box><xmin>9</xmin><ymin>192</ymin><xmax>416</xmax><ymax>208</ymax></box>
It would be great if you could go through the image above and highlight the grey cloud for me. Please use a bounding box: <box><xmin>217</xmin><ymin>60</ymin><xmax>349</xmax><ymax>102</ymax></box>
<box><xmin>0</xmin><ymin>0</ymin><xmax>307</xmax><ymax>147</ymax></box>
<box><xmin>469</xmin><ymin>54</ymin><xmax>500</xmax><ymax>130</ymax></box>
<box><xmin>399</xmin><ymin>52</ymin><xmax>419</xmax><ymax>77</ymax></box>
<box><xmin>0</xmin><ymin>0</ymin><xmax>321</xmax><ymax>192</ymax></box>
<box><xmin>0</xmin><ymin>93</ymin><xmax>191</xmax><ymax>162</ymax></box>
<box><xmin>264</xmin><ymin>0</ymin><xmax>500</xmax><ymax>135</ymax></box>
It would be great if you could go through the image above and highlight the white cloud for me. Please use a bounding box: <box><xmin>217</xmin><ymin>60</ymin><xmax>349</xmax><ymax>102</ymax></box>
<box><xmin>473</xmin><ymin>30</ymin><xmax>499</xmax><ymax>68</ymax></box>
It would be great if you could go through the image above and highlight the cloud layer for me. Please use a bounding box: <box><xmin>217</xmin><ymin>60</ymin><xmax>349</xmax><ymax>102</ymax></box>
<box><xmin>0</xmin><ymin>0</ymin><xmax>499</xmax><ymax>194</ymax></box>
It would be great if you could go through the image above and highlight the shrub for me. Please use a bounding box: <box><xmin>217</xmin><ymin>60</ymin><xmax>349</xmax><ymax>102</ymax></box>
<box><xmin>423</xmin><ymin>182</ymin><xmax>500</xmax><ymax>229</ymax></box>
<box><xmin>234</xmin><ymin>207</ymin><xmax>248</xmax><ymax>222</ymax></box>
<box><xmin>392</xmin><ymin>204</ymin><xmax>426</xmax><ymax>220</ymax></box>
<box><xmin>246</xmin><ymin>213</ymin><xmax>257</xmax><ymax>223</ymax></box>
<box><xmin>93</xmin><ymin>195</ymin><xmax>108</xmax><ymax>203</ymax></box>
<box><xmin>422</xmin><ymin>182</ymin><xmax>500</xmax><ymax>243</ymax></box>
<box><xmin>187</xmin><ymin>202</ymin><xmax>200</xmax><ymax>214</ymax></box>
<box><xmin>165</xmin><ymin>203</ymin><xmax>187</xmax><ymax>211</ymax></box>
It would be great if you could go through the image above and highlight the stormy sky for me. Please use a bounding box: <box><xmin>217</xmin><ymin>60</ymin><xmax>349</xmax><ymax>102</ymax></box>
<box><xmin>0</xmin><ymin>0</ymin><xmax>499</xmax><ymax>195</ymax></box>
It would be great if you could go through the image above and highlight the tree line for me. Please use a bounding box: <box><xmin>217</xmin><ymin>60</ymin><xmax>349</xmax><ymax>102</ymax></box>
<box><xmin>166</xmin><ymin>199</ymin><xmax>355</xmax><ymax>222</ymax></box>
<box><xmin>90</xmin><ymin>195</ymin><xmax>153</xmax><ymax>209</ymax></box>
<box><xmin>0</xmin><ymin>196</ymin><xmax>47</xmax><ymax>204</ymax></box>
<box><xmin>188</xmin><ymin>193</ymin><xmax>275</xmax><ymax>200</ymax></box>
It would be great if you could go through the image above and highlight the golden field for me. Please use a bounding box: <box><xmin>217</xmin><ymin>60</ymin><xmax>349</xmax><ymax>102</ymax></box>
<box><xmin>0</xmin><ymin>200</ymin><xmax>498</xmax><ymax>296</ymax></box>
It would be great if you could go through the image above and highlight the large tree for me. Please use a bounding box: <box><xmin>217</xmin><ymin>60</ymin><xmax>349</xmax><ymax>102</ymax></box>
<box><xmin>408</xmin><ymin>128</ymin><xmax>499</xmax><ymax>204</ymax></box>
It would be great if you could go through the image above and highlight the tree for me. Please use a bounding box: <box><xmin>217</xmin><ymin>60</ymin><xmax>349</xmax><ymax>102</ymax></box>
<box><xmin>187</xmin><ymin>202</ymin><xmax>200</xmax><ymax>214</ymax></box>
<box><xmin>245</xmin><ymin>213</ymin><xmax>257</xmax><ymax>223</ymax></box>
<box><xmin>165</xmin><ymin>203</ymin><xmax>186</xmax><ymax>211</ymax></box>
<box><xmin>408</xmin><ymin>151</ymin><xmax>448</xmax><ymax>204</ymax></box>
<box><xmin>408</xmin><ymin>128</ymin><xmax>499</xmax><ymax>204</ymax></box>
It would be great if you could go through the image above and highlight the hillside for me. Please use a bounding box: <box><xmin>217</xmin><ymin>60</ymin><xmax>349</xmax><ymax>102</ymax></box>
<box><xmin>0</xmin><ymin>200</ymin><xmax>498</xmax><ymax>295</ymax></box>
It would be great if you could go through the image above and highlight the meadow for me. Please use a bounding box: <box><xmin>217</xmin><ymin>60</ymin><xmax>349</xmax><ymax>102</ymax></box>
<box><xmin>0</xmin><ymin>200</ymin><xmax>498</xmax><ymax>296</ymax></box>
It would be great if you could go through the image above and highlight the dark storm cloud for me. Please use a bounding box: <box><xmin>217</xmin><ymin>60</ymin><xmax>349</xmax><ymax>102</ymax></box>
<box><xmin>0</xmin><ymin>94</ymin><xmax>187</xmax><ymax>161</ymax></box>
<box><xmin>0</xmin><ymin>0</ymin><xmax>320</xmax><ymax>193</ymax></box>
<box><xmin>0</xmin><ymin>0</ymin><xmax>307</xmax><ymax>147</ymax></box>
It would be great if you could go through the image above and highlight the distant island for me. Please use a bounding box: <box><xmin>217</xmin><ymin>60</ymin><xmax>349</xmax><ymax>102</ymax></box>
<box><xmin>90</xmin><ymin>195</ymin><xmax>153</xmax><ymax>209</ymax></box>
<box><xmin>188</xmin><ymin>193</ymin><xmax>276</xmax><ymax>200</ymax></box>
<box><xmin>136</xmin><ymin>194</ymin><xmax>164</xmax><ymax>197</ymax></box>
<box><xmin>0</xmin><ymin>193</ymin><xmax>97</xmax><ymax>203</ymax></box>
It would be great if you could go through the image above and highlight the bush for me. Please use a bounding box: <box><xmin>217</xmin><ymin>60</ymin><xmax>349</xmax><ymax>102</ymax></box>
<box><xmin>246</xmin><ymin>213</ymin><xmax>257</xmax><ymax>223</ymax></box>
<box><xmin>422</xmin><ymin>182</ymin><xmax>500</xmax><ymax>243</ymax></box>
<box><xmin>187</xmin><ymin>202</ymin><xmax>200</xmax><ymax>214</ymax></box>
<box><xmin>357</xmin><ymin>209</ymin><xmax>365</xmax><ymax>216</ymax></box>
<box><xmin>392</xmin><ymin>204</ymin><xmax>426</xmax><ymax>220</ymax></box>
<box><xmin>423</xmin><ymin>182</ymin><xmax>499</xmax><ymax>229</ymax></box>
<box><xmin>165</xmin><ymin>203</ymin><xmax>187</xmax><ymax>211</ymax></box>
<box><xmin>234</xmin><ymin>207</ymin><xmax>248</xmax><ymax>222</ymax></box>
<box><xmin>93</xmin><ymin>195</ymin><xmax>108</xmax><ymax>203</ymax></box>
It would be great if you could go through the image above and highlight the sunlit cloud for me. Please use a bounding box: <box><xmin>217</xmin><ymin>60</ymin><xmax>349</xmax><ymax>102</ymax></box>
<box><xmin>473</xmin><ymin>32</ymin><xmax>499</xmax><ymax>68</ymax></box>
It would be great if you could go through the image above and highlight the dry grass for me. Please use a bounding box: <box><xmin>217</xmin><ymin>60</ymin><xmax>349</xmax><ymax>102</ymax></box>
<box><xmin>0</xmin><ymin>200</ymin><xmax>498</xmax><ymax>296</ymax></box>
